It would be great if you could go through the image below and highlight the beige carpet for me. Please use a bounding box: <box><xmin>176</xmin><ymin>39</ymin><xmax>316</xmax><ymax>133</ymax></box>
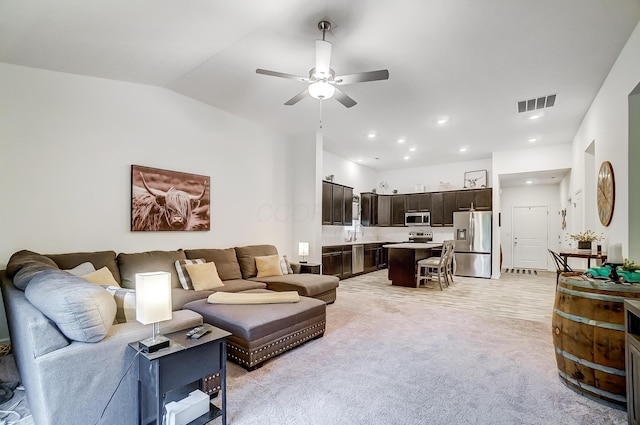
<box><xmin>220</xmin><ymin>270</ymin><xmax>626</xmax><ymax>425</ymax></box>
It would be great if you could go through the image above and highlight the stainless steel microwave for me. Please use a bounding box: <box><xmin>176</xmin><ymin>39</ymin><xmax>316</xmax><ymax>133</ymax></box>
<box><xmin>405</xmin><ymin>212</ymin><xmax>431</xmax><ymax>226</ymax></box>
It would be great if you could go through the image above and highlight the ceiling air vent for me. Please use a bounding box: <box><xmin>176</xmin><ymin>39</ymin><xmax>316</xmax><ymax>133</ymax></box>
<box><xmin>517</xmin><ymin>94</ymin><xmax>556</xmax><ymax>113</ymax></box>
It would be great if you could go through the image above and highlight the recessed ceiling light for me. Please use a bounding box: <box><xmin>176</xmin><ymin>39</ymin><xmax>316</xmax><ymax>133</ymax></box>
<box><xmin>409</xmin><ymin>147</ymin><xmax>416</xmax><ymax>152</ymax></box>
<box><xmin>357</xmin><ymin>159</ymin><xmax>364</xmax><ymax>162</ymax></box>
<box><xmin>529</xmin><ymin>138</ymin><xmax>537</xmax><ymax>143</ymax></box>
<box><xmin>437</xmin><ymin>116</ymin><xmax>450</xmax><ymax>125</ymax></box>
<box><xmin>529</xmin><ymin>114</ymin><xmax>541</xmax><ymax>120</ymax></box>
<box><xmin>368</xmin><ymin>132</ymin><xmax>376</xmax><ymax>138</ymax></box>
<box><xmin>397</xmin><ymin>138</ymin><xmax>406</xmax><ymax>144</ymax></box>
<box><xmin>526</xmin><ymin>180</ymin><xmax>533</xmax><ymax>184</ymax></box>
<box><xmin>404</xmin><ymin>156</ymin><xmax>410</xmax><ymax>160</ymax></box>
<box><xmin>459</xmin><ymin>147</ymin><xmax>467</xmax><ymax>152</ymax></box>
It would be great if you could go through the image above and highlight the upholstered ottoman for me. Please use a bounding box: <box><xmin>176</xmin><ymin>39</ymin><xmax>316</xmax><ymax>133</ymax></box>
<box><xmin>183</xmin><ymin>290</ymin><xmax>326</xmax><ymax>369</ymax></box>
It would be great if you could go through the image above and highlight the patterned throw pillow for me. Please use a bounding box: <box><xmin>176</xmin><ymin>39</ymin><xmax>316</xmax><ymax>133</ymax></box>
<box><xmin>175</xmin><ymin>259</ymin><xmax>205</xmax><ymax>290</ymax></box>
<box><xmin>104</xmin><ymin>286</ymin><xmax>136</xmax><ymax>323</ymax></box>
<box><xmin>279</xmin><ymin>256</ymin><xmax>289</xmax><ymax>275</ymax></box>
<box><xmin>283</xmin><ymin>255</ymin><xmax>294</xmax><ymax>274</ymax></box>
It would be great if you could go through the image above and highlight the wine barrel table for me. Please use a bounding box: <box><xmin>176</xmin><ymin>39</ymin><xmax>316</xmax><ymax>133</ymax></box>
<box><xmin>553</xmin><ymin>274</ymin><xmax>640</xmax><ymax>408</ymax></box>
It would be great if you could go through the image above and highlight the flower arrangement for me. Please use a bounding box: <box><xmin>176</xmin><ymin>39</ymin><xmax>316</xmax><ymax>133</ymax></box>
<box><xmin>568</xmin><ymin>230</ymin><xmax>604</xmax><ymax>242</ymax></box>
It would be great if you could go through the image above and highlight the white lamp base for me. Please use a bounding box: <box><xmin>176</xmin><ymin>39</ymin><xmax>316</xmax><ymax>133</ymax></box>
<box><xmin>139</xmin><ymin>335</ymin><xmax>170</xmax><ymax>353</ymax></box>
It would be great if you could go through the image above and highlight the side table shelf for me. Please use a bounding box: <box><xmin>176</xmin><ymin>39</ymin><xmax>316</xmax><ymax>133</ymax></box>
<box><xmin>128</xmin><ymin>325</ymin><xmax>231</xmax><ymax>425</ymax></box>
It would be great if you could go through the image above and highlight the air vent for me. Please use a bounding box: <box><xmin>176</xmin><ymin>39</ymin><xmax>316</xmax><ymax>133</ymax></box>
<box><xmin>517</xmin><ymin>94</ymin><xmax>556</xmax><ymax>113</ymax></box>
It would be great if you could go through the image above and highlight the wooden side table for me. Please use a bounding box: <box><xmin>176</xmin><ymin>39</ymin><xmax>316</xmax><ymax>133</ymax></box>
<box><xmin>129</xmin><ymin>325</ymin><xmax>231</xmax><ymax>425</ymax></box>
<box><xmin>294</xmin><ymin>262</ymin><xmax>322</xmax><ymax>274</ymax></box>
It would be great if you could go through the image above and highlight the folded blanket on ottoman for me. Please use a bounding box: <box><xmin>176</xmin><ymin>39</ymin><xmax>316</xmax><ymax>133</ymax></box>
<box><xmin>207</xmin><ymin>291</ymin><xmax>300</xmax><ymax>304</ymax></box>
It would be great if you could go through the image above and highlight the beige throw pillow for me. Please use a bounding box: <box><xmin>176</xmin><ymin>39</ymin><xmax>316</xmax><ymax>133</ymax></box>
<box><xmin>184</xmin><ymin>262</ymin><xmax>225</xmax><ymax>291</ymax></box>
<box><xmin>82</xmin><ymin>266</ymin><xmax>120</xmax><ymax>287</ymax></box>
<box><xmin>256</xmin><ymin>255</ymin><xmax>284</xmax><ymax>278</ymax></box>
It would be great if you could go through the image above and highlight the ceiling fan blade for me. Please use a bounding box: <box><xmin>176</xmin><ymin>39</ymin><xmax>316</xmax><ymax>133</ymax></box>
<box><xmin>315</xmin><ymin>40</ymin><xmax>332</xmax><ymax>78</ymax></box>
<box><xmin>334</xmin><ymin>69</ymin><xmax>390</xmax><ymax>85</ymax></box>
<box><xmin>333</xmin><ymin>87</ymin><xmax>357</xmax><ymax>108</ymax></box>
<box><xmin>284</xmin><ymin>88</ymin><xmax>309</xmax><ymax>106</ymax></box>
<box><xmin>256</xmin><ymin>69</ymin><xmax>310</xmax><ymax>83</ymax></box>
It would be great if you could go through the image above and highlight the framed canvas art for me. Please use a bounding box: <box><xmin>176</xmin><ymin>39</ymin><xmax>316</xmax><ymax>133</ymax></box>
<box><xmin>131</xmin><ymin>165</ymin><xmax>210</xmax><ymax>231</ymax></box>
<box><xmin>463</xmin><ymin>169</ymin><xmax>487</xmax><ymax>188</ymax></box>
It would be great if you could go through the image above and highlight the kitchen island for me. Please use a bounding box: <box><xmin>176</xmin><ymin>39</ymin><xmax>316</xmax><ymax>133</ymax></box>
<box><xmin>383</xmin><ymin>243</ymin><xmax>443</xmax><ymax>287</ymax></box>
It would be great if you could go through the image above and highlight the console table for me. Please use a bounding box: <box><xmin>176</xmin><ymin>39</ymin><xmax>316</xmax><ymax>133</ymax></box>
<box><xmin>558</xmin><ymin>249</ymin><xmax>607</xmax><ymax>270</ymax></box>
<box><xmin>129</xmin><ymin>325</ymin><xmax>231</xmax><ymax>425</ymax></box>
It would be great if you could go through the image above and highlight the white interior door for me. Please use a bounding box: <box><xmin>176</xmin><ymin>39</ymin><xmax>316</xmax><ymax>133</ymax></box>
<box><xmin>513</xmin><ymin>206</ymin><xmax>548</xmax><ymax>269</ymax></box>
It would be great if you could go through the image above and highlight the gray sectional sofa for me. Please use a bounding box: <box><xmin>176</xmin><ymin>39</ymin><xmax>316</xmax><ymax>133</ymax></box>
<box><xmin>1</xmin><ymin>244</ymin><xmax>339</xmax><ymax>425</ymax></box>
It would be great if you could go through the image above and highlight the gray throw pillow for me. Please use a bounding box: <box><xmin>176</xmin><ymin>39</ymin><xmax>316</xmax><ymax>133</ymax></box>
<box><xmin>25</xmin><ymin>269</ymin><xmax>116</xmax><ymax>343</ymax></box>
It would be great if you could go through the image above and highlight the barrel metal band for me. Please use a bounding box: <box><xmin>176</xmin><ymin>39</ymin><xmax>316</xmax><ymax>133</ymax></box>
<box><xmin>558</xmin><ymin>370</ymin><xmax>627</xmax><ymax>403</ymax></box>
<box><xmin>557</xmin><ymin>285</ymin><xmax>628</xmax><ymax>303</ymax></box>
<box><xmin>555</xmin><ymin>347</ymin><xmax>625</xmax><ymax>376</ymax></box>
<box><xmin>553</xmin><ymin>308</ymin><xmax>625</xmax><ymax>331</ymax></box>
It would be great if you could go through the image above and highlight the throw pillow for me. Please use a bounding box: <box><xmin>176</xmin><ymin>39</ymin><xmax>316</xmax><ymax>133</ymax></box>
<box><xmin>283</xmin><ymin>254</ymin><xmax>294</xmax><ymax>274</ymax></box>
<box><xmin>184</xmin><ymin>262</ymin><xmax>225</xmax><ymax>291</ymax></box>
<box><xmin>103</xmin><ymin>286</ymin><xmax>136</xmax><ymax>323</ymax></box>
<box><xmin>255</xmin><ymin>255</ymin><xmax>284</xmax><ymax>278</ymax></box>
<box><xmin>81</xmin><ymin>267</ymin><xmax>120</xmax><ymax>287</ymax></box>
<box><xmin>24</xmin><ymin>269</ymin><xmax>116</xmax><ymax>343</ymax></box>
<box><xmin>175</xmin><ymin>259</ymin><xmax>206</xmax><ymax>290</ymax></box>
<box><xmin>279</xmin><ymin>256</ymin><xmax>289</xmax><ymax>275</ymax></box>
<box><xmin>65</xmin><ymin>262</ymin><xmax>96</xmax><ymax>276</ymax></box>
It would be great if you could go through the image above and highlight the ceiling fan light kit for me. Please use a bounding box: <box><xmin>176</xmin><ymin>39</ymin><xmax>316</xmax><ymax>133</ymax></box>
<box><xmin>256</xmin><ymin>20</ymin><xmax>389</xmax><ymax>108</ymax></box>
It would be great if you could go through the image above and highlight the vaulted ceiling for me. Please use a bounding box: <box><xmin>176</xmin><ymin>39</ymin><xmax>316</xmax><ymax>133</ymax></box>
<box><xmin>1</xmin><ymin>0</ymin><xmax>639</xmax><ymax>171</ymax></box>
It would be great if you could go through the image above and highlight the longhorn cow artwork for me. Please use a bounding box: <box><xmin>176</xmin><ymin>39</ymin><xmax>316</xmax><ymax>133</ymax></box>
<box><xmin>131</xmin><ymin>165</ymin><xmax>210</xmax><ymax>231</ymax></box>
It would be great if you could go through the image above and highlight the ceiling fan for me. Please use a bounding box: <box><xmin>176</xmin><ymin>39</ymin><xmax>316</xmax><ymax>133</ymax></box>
<box><xmin>256</xmin><ymin>20</ymin><xmax>389</xmax><ymax>108</ymax></box>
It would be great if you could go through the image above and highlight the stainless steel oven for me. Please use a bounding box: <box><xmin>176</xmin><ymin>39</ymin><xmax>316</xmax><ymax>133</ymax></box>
<box><xmin>405</xmin><ymin>212</ymin><xmax>430</xmax><ymax>226</ymax></box>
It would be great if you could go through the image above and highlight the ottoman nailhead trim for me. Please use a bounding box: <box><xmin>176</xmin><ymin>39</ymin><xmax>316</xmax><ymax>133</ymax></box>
<box><xmin>226</xmin><ymin>321</ymin><xmax>326</xmax><ymax>367</ymax></box>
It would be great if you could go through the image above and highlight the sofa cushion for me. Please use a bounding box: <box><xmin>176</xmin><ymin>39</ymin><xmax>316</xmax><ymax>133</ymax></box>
<box><xmin>6</xmin><ymin>250</ymin><xmax>60</xmax><ymax>290</ymax></box>
<box><xmin>47</xmin><ymin>251</ymin><xmax>121</xmax><ymax>285</ymax></box>
<box><xmin>250</xmin><ymin>273</ymin><xmax>339</xmax><ymax>297</ymax></box>
<box><xmin>24</xmin><ymin>269</ymin><xmax>117</xmax><ymax>343</ymax></box>
<box><xmin>81</xmin><ymin>267</ymin><xmax>120</xmax><ymax>287</ymax></box>
<box><xmin>175</xmin><ymin>259</ymin><xmax>205</xmax><ymax>290</ymax></box>
<box><xmin>117</xmin><ymin>250</ymin><xmax>186</xmax><ymax>289</ymax></box>
<box><xmin>235</xmin><ymin>245</ymin><xmax>278</xmax><ymax>279</ymax></box>
<box><xmin>65</xmin><ymin>262</ymin><xmax>97</xmax><ymax>276</ymax></box>
<box><xmin>255</xmin><ymin>255</ymin><xmax>283</xmax><ymax>278</ymax></box>
<box><xmin>184</xmin><ymin>262</ymin><xmax>225</xmax><ymax>291</ymax></box>
<box><xmin>184</xmin><ymin>248</ymin><xmax>242</xmax><ymax>281</ymax></box>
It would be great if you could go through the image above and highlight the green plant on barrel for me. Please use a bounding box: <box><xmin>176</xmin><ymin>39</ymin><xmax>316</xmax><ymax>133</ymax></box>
<box><xmin>622</xmin><ymin>258</ymin><xmax>640</xmax><ymax>272</ymax></box>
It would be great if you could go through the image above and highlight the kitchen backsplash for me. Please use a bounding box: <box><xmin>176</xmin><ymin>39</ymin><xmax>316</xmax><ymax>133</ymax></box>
<box><xmin>322</xmin><ymin>224</ymin><xmax>454</xmax><ymax>245</ymax></box>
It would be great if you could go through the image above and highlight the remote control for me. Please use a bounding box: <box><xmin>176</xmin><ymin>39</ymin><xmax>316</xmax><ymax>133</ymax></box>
<box><xmin>185</xmin><ymin>327</ymin><xmax>202</xmax><ymax>337</ymax></box>
<box><xmin>189</xmin><ymin>326</ymin><xmax>210</xmax><ymax>339</ymax></box>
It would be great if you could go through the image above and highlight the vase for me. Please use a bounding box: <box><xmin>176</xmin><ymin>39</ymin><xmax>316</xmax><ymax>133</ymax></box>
<box><xmin>578</xmin><ymin>241</ymin><xmax>592</xmax><ymax>250</ymax></box>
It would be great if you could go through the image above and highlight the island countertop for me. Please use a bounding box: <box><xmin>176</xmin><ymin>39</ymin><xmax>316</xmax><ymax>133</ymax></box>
<box><xmin>383</xmin><ymin>242</ymin><xmax>443</xmax><ymax>249</ymax></box>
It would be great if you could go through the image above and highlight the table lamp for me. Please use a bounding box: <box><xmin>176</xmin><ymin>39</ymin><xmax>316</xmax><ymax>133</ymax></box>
<box><xmin>135</xmin><ymin>271</ymin><xmax>172</xmax><ymax>353</ymax></box>
<box><xmin>607</xmin><ymin>243</ymin><xmax>623</xmax><ymax>282</ymax></box>
<box><xmin>298</xmin><ymin>242</ymin><xmax>309</xmax><ymax>263</ymax></box>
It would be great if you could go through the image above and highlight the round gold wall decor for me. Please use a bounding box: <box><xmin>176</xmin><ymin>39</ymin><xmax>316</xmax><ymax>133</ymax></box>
<box><xmin>597</xmin><ymin>161</ymin><xmax>615</xmax><ymax>226</ymax></box>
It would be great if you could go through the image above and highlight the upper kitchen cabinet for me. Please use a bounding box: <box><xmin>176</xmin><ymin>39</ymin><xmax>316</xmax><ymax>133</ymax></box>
<box><xmin>431</xmin><ymin>191</ymin><xmax>457</xmax><ymax>227</ymax></box>
<box><xmin>391</xmin><ymin>195</ymin><xmax>406</xmax><ymax>227</ymax></box>
<box><xmin>456</xmin><ymin>188</ymin><xmax>492</xmax><ymax>211</ymax></box>
<box><xmin>322</xmin><ymin>181</ymin><xmax>354</xmax><ymax>226</ymax></box>
<box><xmin>361</xmin><ymin>192</ymin><xmax>378</xmax><ymax>227</ymax></box>
<box><xmin>405</xmin><ymin>193</ymin><xmax>431</xmax><ymax>212</ymax></box>
<box><xmin>377</xmin><ymin>195</ymin><xmax>391</xmax><ymax>227</ymax></box>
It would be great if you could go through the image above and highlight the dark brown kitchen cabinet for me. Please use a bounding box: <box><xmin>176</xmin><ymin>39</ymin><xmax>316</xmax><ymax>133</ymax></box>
<box><xmin>341</xmin><ymin>249</ymin><xmax>352</xmax><ymax>279</ymax></box>
<box><xmin>431</xmin><ymin>191</ymin><xmax>456</xmax><ymax>227</ymax></box>
<box><xmin>405</xmin><ymin>193</ymin><xmax>431</xmax><ymax>212</ymax></box>
<box><xmin>364</xmin><ymin>244</ymin><xmax>378</xmax><ymax>273</ymax></box>
<box><xmin>443</xmin><ymin>191</ymin><xmax>457</xmax><ymax>226</ymax></box>
<box><xmin>456</xmin><ymin>188</ymin><xmax>492</xmax><ymax>211</ymax></box>
<box><xmin>322</xmin><ymin>246</ymin><xmax>343</xmax><ymax>277</ymax></box>
<box><xmin>322</xmin><ymin>181</ymin><xmax>332</xmax><ymax>225</ymax></box>
<box><xmin>360</xmin><ymin>192</ymin><xmax>378</xmax><ymax>227</ymax></box>
<box><xmin>474</xmin><ymin>188</ymin><xmax>492</xmax><ymax>210</ymax></box>
<box><xmin>322</xmin><ymin>181</ymin><xmax>354</xmax><ymax>226</ymax></box>
<box><xmin>377</xmin><ymin>196</ymin><xmax>391</xmax><ymax>227</ymax></box>
<box><xmin>391</xmin><ymin>195</ymin><xmax>406</xmax><ymax>226</ymax></box>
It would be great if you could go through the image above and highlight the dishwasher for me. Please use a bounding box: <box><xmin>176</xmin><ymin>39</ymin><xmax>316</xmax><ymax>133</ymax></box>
<box><xmin>352</xmin><ymin>244</ymin><xmax>364</xmax><ymax>274</ymax></box>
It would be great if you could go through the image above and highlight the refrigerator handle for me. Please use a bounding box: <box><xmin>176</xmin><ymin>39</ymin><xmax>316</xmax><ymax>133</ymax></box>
<box><xmin>469</xmin><ymin>212</ymin><xmax>474</xmax><ymax>251</ymax></box>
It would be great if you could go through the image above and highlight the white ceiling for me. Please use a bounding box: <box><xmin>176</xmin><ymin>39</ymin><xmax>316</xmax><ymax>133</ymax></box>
<box><xmin>1</xmin><ymin>0</ymin><xmax>639</xmax><ymax>172</ymax></box>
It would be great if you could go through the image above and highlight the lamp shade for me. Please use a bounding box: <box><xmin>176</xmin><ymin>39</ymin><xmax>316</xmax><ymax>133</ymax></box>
<box><xmin>135</xmin><ymin>271</ymin><xmax>172</xmax><ymax>325</ymax></box>
<box><xmin>298</xmin><ymin>242</ymin><xmax>310</xmax><ymax>257</ymax></box>
<box><xmin>308</xmin><ymin>81</ymin><xmax>335</xmax><ymax>100</ymax></box>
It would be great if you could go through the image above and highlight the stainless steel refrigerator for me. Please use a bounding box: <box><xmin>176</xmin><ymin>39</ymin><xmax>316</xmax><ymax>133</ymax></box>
<box><xmin>453</xmin><ymin>211</ymin><xmax>492</xmax><ymax>278</ymax></box>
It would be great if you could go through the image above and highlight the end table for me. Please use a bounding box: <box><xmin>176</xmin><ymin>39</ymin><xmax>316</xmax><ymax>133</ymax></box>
<box><xmin>128</xmin><ymin>325</ymin><xmax>231</xmax><ymax>425</ymax></box>
<box><xmin>293</xmin><ymin>262</ymin><xmax>322</xmax><ymax>274</ymax></box>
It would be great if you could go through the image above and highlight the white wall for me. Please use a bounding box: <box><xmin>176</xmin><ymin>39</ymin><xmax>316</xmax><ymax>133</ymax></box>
<box><xmin>570</xmin><ymin>20</ymin><xmax>640</xmax><ymax>260</ymax></box>
<box><xmin>500</xmin><ymin>184</ymin><xmax>562</xmax><ymax>270</ymax></box>
<box><xmin>0</xmin><ymin>63</ymin><xmax>297</xmax><ymax>341</ymax></box>
<box><xmin>377</xmin><ymin>158</ymin><xmax>493</xmax><ymax>194</ymax></box>
<box><xmin>322</xmin><ymin>151</ymin><xmax>378</xmax><ymax>195</ymax></box>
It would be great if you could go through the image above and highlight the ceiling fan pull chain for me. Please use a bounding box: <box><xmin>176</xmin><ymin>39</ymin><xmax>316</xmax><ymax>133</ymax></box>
<box><xmin>319</xmin><ymin>99</ymin><xmax>323</xmax><ymax>129</ymax></box>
